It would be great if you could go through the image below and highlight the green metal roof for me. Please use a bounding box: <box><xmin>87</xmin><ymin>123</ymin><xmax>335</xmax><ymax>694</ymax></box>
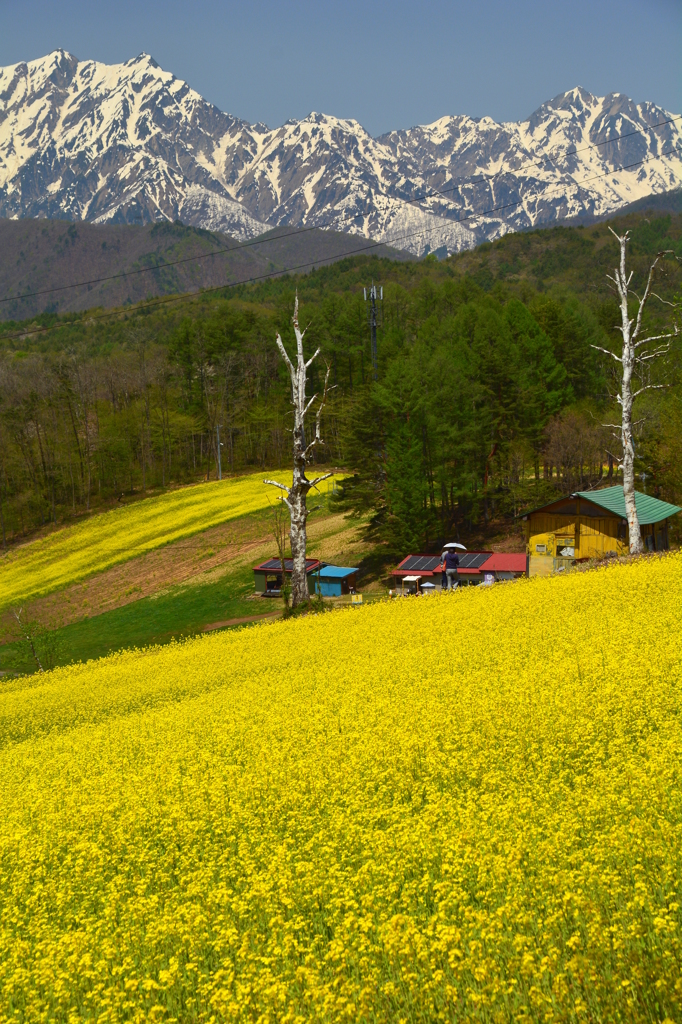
<box><xmin>573</xmin><ymin>486</ymin><xmax>681</xmax><ymax>525</ymax></box>
<box><xmin>519</xmin><ymin>485</ymin><xmax>681</xmax><ymax>524</ymax></box>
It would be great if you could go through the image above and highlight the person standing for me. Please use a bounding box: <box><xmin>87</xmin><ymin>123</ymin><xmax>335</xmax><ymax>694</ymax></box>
<box><xmin>444</xmin><ymin>547</ymin><xmax>460</xmax><ymax>590</ymax></box>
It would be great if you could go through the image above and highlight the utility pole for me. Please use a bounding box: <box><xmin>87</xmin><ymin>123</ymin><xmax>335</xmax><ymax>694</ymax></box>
<box><xmin>216</xmin><ymin>423</ymin><xmax>222</xmax><ymax>481</ymax></box>
<box><xmin>364</xmin><ymin>282</ymin><xmax>382</xmax><ymax>380</ymax></box>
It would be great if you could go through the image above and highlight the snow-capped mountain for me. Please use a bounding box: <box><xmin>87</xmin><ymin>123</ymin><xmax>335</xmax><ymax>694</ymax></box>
<box><xmin>1</xmin><ymin>50</ymin><xmax>681</xmax><ymax>256</ymax></box>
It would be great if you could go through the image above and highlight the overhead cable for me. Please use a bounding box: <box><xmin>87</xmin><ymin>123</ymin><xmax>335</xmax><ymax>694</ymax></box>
<box><xmin>2</xmin><ymin>112</ymin><xmax>680</xmax><ymax>306</ymax></box>
<box><xmin>1</xmin><ymin>143</ymin><xmax>680</xmax><ymax>343</ymax></box>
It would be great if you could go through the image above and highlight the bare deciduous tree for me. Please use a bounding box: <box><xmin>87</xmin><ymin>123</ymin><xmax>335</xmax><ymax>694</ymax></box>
<box><xmin>592</xmin><ymin>228</ymin><xmax>679</xmax><ymax>554</ymax></box>
<box><xmin>545</xmin><ymin>409</ymin><xmax>607</xmax><ymax>492</ymax></box>
<box><xmin>265</xmin><ymin>295</ymin><xmax>332</xmax><ymax>608</ymax></box>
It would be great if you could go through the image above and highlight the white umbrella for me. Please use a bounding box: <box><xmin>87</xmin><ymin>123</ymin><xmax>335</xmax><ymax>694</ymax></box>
<box><xmin>443</xmin><ymin>542</ymin><xmax>467</xmax><ymax>551</ymax></box>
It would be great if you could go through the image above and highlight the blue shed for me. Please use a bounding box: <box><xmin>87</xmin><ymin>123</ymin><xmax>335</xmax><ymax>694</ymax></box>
<box><xmin>313</xmin><ymin>565</ymin><xmax>359</xmax><ymax>597</ymax></box>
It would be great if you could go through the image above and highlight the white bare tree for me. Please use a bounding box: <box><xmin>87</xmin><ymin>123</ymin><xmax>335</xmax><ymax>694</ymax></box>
<box><xmin>592</xmin><ymin>228</ymin><xmax>679</xmax><ymax>554</ymax></box>
<box><xmin>264</xmin><ymin>295</ymin><xmax>332</xmax><ymax>607</ymax></box>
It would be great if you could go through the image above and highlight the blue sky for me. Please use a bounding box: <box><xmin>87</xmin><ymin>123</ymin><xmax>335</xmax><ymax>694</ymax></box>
<box><xmin>1</xmin><ymin>0</ymin><xmax>680</xmax><ymax>135</ymax></box>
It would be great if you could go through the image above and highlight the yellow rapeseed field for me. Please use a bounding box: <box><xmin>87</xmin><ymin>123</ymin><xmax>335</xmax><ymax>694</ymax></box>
<box><xmin>1</xmin><ymin>554</ymin><xmax>681</xmax><ymax>1022</ymax></box>
<box><xmin>0</xmin><ymin>471</ymin><xmax>340</xmax><ymax>611</ymax></box>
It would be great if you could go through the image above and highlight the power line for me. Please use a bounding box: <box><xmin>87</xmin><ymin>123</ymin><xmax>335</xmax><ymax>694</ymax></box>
<box><xmin>0</xmin><ymin>223</ymin><xmax>325</xmax><ymax>305</ymax></box>
<box><xmin>420</xmin><ymin>112</ymin><xmax>682</xmax><ymax>204</ymax></box>
<box><xmin>2</xmin><ymin>145</ymin><xmax>678</xmax><ymax>341</ymax></box>
<box><xmin>2</xmin><ymin>113</ymin><xmax>680</xmax><ymax>307</ymax></box>
<box><xmin>1</xmin><ymin>143</ymin><xmax>680</xmax><ymax>344</ymax></box>
<box><xmin>563</xmin><ymin>112</ymin><xmax>681</xmax><ymax>159</ymax></box>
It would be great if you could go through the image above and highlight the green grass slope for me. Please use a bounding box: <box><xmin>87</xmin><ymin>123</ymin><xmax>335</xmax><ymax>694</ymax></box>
<box><xmin>0</xmin><ymin>485</ymin><xmax>366</xmax><ymax>676</ymax></box>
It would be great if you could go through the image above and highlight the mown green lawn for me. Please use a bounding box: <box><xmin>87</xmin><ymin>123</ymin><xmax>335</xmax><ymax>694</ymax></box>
<box><xmin>0</xmin><ymin>564</ymin><xmax>265</xmax><ymax>676</ymax></box>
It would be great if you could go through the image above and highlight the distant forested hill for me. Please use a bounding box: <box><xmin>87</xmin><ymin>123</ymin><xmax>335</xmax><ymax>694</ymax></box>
<box><xmin>0</xmin><ymin>218</ymin><xmax>412</xmax><ymax>322</ymax></box>
<box><xmin>0</xmin><ymin>206</ymin><xmax>680</xmax><ymax>551</ymax></box>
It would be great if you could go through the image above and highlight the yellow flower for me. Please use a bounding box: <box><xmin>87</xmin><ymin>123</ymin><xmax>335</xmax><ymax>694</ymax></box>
<box><xmin>0</xmin><ymin>470</ymin><xmax>343</xmax><ymax>610</ymax></box>
<box><xmin>0</xmin><ymin>553</ymin><xmax>680</xmax><ymax>1021</ymax></box>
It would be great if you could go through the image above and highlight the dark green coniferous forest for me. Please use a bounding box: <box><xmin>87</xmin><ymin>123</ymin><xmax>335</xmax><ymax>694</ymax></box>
<box><xmin>0</xmin><ymin>209</ymin><xmax>680</xmax><ymax>554</ymax></box>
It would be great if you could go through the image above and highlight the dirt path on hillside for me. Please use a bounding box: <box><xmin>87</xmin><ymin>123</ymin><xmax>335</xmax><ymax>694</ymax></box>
<box><xmin>0</xmin><ymin>516</ymin><xmax>272</xmax><ymax>639</ymax></box>
<box><xmin>0</xmin><ymin>510</ymin><xmax>373</xmax><ymax>643</ymax></box>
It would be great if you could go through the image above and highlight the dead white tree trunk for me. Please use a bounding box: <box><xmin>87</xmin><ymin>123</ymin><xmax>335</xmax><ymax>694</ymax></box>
<box><xmin>592</xmin><ymin>228</ymin><xmax>678</xmax><ymax>554</ymax></box>
<box><xmin>265</xmin><ymin>294</ymin><xmax>332</xmax><ymax>607</ymax></box>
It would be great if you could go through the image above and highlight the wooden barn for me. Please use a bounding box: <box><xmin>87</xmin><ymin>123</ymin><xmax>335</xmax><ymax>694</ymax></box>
<box><xmin>522</xmin><ymin>486</ymin><xmax>681</xmax><ymax>577</ymax></box>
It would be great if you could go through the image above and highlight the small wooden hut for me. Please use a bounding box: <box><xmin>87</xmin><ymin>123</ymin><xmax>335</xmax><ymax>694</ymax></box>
<box><xmin>253</xmin><ymin>557</ymin><xmax>322</xmax><ymax>595</ymax></box>
<box><xmin>522</xmin><ymin>486</ymin><xmax>680</xmax><ymax>577</ymax></box>
<box><xmin>312</xmin><ymin>566</ymin><xmax>359</xmax><ymax>597</ymax></box>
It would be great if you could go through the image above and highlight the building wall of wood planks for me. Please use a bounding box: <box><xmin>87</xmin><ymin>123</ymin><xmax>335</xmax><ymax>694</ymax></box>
<box><xmin>524</xmin><ymin>509</ymin><xmax>667</xmax><ymax>576</ymax></box>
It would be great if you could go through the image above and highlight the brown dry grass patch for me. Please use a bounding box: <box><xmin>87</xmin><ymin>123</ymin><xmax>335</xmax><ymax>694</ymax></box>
<box><xmin>0</xmin><ymin>514</ymin><xmax>271</xmax><ymax>638</ymax></box>
<box><xmin>0</xmin><ymin>508</ymin><xmax>375</xmax><ymax>640</ymax></box>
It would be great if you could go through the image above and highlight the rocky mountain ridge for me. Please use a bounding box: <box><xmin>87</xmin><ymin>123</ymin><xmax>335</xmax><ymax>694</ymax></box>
<box><xmin>1</xmin><ymin>50</ymin><xmax>681</xmax><ymax>256</ymax></box>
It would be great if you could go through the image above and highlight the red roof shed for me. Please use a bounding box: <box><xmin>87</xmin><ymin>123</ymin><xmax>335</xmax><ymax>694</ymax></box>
<box><xmin>480</xmin><ymin>552</ymin><xmax>528</xmax><ymax>580</ymax></box>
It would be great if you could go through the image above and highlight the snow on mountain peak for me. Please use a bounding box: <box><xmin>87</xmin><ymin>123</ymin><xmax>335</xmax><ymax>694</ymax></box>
<box><xmin>0</xmin><ymin>51</ymin><xmax>680</xmax><ymax>256</ymax></box>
